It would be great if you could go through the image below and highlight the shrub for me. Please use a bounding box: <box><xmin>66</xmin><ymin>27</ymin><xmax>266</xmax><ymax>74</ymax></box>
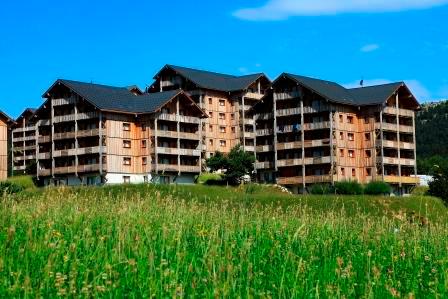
<box><xmin>0</xmin><ymin>181</ymin><xmax>25</xmax><ymax>195</ymax></box>
<box><xmin>204</xmin><ymin>178</ymin><xmax>227</xmax><ymax>186</ymax></box>
<box><xmin>6</xmin><ymin>175</ymin><xmax>36</xmax><ymax>190</ymax></box>
<box><xmin>309</xmin><ymin>184</ymin><xmax>333</xmax><ymax>195</ymax></box>
<box><xmin>428</xmin><ymin>169</ymin><xmax>448</xmax><ymax>203</ymax></box>
<box><xmin>334</xmin><ymin>181</ymin><xmax>363</xmax><ymax>195</ymax></box>
<box><xmin>364</xmin><ymin>182</ymin><xmax>391</xmax><ymax>195</ymax></box>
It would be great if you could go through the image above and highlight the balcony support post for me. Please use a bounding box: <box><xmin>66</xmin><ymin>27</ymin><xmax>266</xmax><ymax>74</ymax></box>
<box><xmin>242</xmin><ymin>96</ymin><xmax>246</xmax><ymax>150</ymax></box>
<box><xmin>75</xmin><ymin>103</ymin><xmax>78</xmax><ymax>177</ymax></box>
<box><xmin>154</xmin><ymin>118</ymin><xmax>158</xmax><ymax>173</ymax></box>
<box><xmin>412</xmin><ymin>111</ymin><xmax>417</xmax><ymax>177</ymax></box>
<box><xmin>396</xmin><ymin>93</ymin><xmax>402</xmax><ymax>188</ymax></box>
<box><xmin>329</xmin><ymin>108</ymin><xmax>334</xmax><ymax>185</ymax></box>
<box><xmin>177</xmin><ymin>98</ymin><xmax>181</xmax><ymax>175</ymax></box>
<box><xmin>273</xmin><ymin>92</ymin><xmax>278</xmax><ymax>173</ymax></box>
<box><xmin>99</xmin><ymin>111</ymin><xmax>103</xmax><ymax>179</ymax></box>
<box><xmin>300</xmin><ymin>95</ymin><xmax>306</xmax><ymax>191</ymax></box>
<box><xmin>380</xmin><ymin>109</ymin><xmax>385</xmax><ymax>181</ymax></box>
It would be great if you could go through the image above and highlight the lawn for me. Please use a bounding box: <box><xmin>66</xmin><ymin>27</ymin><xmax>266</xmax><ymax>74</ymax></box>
<box><xmin>1</xmin><ymin>184</ymin><xmax>447</xmax><ymax>297</ymax></box>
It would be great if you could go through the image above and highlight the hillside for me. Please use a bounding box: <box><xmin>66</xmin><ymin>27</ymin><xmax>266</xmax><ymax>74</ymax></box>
<box><xmin>416</xmin><ymin>100</ymin><xmax>448</xmax><ymax>173</ymax></box>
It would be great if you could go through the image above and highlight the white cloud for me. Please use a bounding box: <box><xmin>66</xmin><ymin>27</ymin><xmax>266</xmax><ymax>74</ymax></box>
<box><xmin>361</xmin><ymin>44</ymin><xmax>380</xmax><ymax>52</ymax></box>
<box><xmin>233</xmin><ymin>0</ymin><xmax>448</xmax><ymax>20</ymax></box>
<box><xmin>343</xmin><ymin>79</ymin><xmax>431</xmax><ymax>100</ymax></box>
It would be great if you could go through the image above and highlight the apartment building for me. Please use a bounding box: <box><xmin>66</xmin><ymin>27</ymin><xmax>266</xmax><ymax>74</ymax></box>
<box><xmin>0</xmin><ymin>110</ymin><xmax>13</xmax><ymax>180</ymax></box>
<box><xmin>254</xmin><ymin>73</ymin><xmax>420</xmax><ymax>194</ymax></box>
<box><xmin>148</xmin><ymin>65</ymin><xmax>271</xmax><ymax>158</ymax></box>
<box><xmin>11</xmin><ymin>108</ymin><xmax>37</xmax><ymax>175</ymax></box>
<box><xmin>26</xmin><ymin>79</ymin><xmax>206</xmax><ymax>186</ymax></box>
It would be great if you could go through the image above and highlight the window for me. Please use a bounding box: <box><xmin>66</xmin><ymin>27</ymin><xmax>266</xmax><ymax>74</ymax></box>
<box><xmin>347</xmin><ymin>116</ymin><xmax>354</xmax><ymax>124</ymax></box>
<box><xmin>231</xmin><ymin>101</ymin><xmax>235</xmax><ymax>107</ymax></box>
<box><xmin>142</xmin><ymin>157</ymin><xmax>147</xmax><ymax>165</ymax></box>
<box><xmin>340</xmin><ymin>149</ymin><xmax>344</xmax><ymax>157</ymax></box>
<box><xmin>123</xmin><ymin>123</ymin><xmax>131</xmax><ymax>131</ymax></box>
<box><xmin>123</xmin><ymin>176</ymin><xmax>131</xmax><ymax>184</ymax></box>
<box><xmin>339</xmin><ymin>115</ymin><xmax>343</xmax><ymax>123</ymax></box>
<box><xmin>341</xmin><ymin>168</ymin><xmax>345</xmax><ymax>176</ymax></box>
<box><xmin>348</xmin><ymin>133</ymin><xmax>354</xmax><ymax>141</ymax></box>
<box><xmin>220</xmin><ymin>126</ymin><xmax>226</xmax><ymax>133</ymax></box>
<box><xmin>231</xmin><ymin>113</ymin><xmax>235</xmax><ymax>120</ymax></box>
<box><xmin>141</xmin><ymin>140</ymin><xmax>147</xmax><ymax>148</ymax></box>
<box><xmin>365</xmin><ymin>133</ymin><xmax>371</xmax><ymax>141</ymax></box>
<box><xmin>209</xmin><ymin>139</ymin><xmax>213</xmax><ymax>146</ymax></box>
<box><xmin>365</xmin><ymin>150</ymin><xmax>372</xmax><ymax>158</ymax></box>
<box><xmin>209</xmin><ymin>125</ymin><xmax>213</xmax><ymax>132</ymax></box>
<box><xmin>231</xmin><ymin>127</ymin><xmax>236</xmax><ymax>133</ymax></box>
<box><xmin>352</xmin><ymin>169</ymin><xmax>356</xmax><ymax>177</ymax></box>
<box><xmin>340</xmin><ymin>132</ymin><xmax>344</xmax><ymax>140</ymax></box>
<box><xmin>348</xmin><ymin>150</ymin><xmax>355</xmax><ymax>158</ymax></box>
<box><xmin>209</xmin><ymin>112</ymin><xmax>213</xmax><ymax>118</ymax></box>
<box><xmin>142</xmin><ymin>124</ymin><xmax>147</xmax><ymax>131</ymax></box>
<box><xmin>219</xmin><ymin>100</ymin><xmax>225</xmax><ymax>106</ymax></box>
<box><xmin>219</xmin><ymin>113</ymin><xmax>225</xmax><ymax>120</ymax></box>
<box><xmin>209</xmin><ymin>98</ymin><xmax>213</xmax><ymax>105</ymax></box>
<box><xmin>364</xmin><ymin>117</ymin><xmax>369</xmax><ymax>124</ymax></box>
<box><xmin>366</xmin><ymin>168</ymin><xmax>372</xmax><ymax>176</ymax></box>
<box><xmin>220</xmin><ymin>140</ymin><xmax>226</xmax><ymax>147</ymax></box>
<box><xmin>123</xmin><ymin>157</ymin><xmax>131</xmax><ymax>166</ymax></box>
<box><xmin>123</xmin><ymin>140</ymin><xmax>131</xmax><ymax>148</ymax></box>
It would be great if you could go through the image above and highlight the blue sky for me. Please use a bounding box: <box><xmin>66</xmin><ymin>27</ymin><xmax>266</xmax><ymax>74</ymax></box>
<box><xmin>1</xmin><ymin>0</ymin><xmax>447</xmax><ymax>118</ymax></box>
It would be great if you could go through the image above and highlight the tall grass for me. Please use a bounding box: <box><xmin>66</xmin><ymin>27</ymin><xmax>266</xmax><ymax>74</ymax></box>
<box><xmin>0</xmin><ymin>184</ymin><xmax>447</xmax><ymax>297</ymax></box>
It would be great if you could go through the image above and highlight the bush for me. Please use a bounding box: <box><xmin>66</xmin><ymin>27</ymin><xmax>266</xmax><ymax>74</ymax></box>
<box><xmin>204</xmin><ymin>178</ymin><xmax>227</xmax><ymax>186</ymax></box>
<box><xmin>0</xmin><ymin>181</ymin><xmax>25</xmax><ymax>195</ymax></box>
<box><xmin>364</xmin><ymin>182</ymin><xmax>391</xmax><ymax>195</ymax></box>
<box><xmin>7</xmin><ymin>175</ymin><xmax>36</xmax><ymax>190</ymax></box>
<box><xmin>309</xmin><ymin>184</ymin><xmax>333</xmax><ymax>195</ymax></box>
<box><xmin>334</xmin><ymin>181</ymin><xmax>363</xmax><ymax>195</ymax></box>
<box><xmin>428</xmin><ymin>170</ymin><xmax>448</xmax><ymax>203</ymax></box>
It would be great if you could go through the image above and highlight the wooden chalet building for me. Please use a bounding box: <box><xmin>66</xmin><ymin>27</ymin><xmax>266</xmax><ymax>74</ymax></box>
<box><xmin>0</xmin><ymin>110</ymin><xmax>13</xmax><ymax>181</ymax></box>
<box><xmin>11</xmin><ymin>108</ymin><xmax>37</xmax><ymax>175</ymax></box>
<box><xmin>253</xmin><ymin>73</ymin><xmax>420</xmax><ymax>194</ymax></box>
<box><xmin>27</xmin><ymin>79</ymin><xmax>206</xmax><ymax>185</ymax></box>
<box><xmin>148</xmin><ymin>65</ymin><xmax>271</xmax><ymax>158</ymax></box>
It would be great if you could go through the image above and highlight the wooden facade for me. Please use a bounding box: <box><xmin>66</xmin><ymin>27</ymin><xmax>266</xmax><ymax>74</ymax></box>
<box><xmin>11</xmin><ymin>109</ymin><xmax>37</xmax><ymax>175</ymax></box>
<box><xmin>0</xmin><ymin>111</ymin><xmax>12</xmax><ymax>181</ymax></box>
<box><xmin>254</xmin><ymin>75</ymin><xmax>420</xmax><ymax>194</ymax></box>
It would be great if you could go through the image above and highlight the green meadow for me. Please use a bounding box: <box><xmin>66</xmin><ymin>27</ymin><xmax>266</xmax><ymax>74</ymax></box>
<box><xmin>1</xmin><ymin>183</ymin><xmax>447</xmax><ymax>297</ymax></box>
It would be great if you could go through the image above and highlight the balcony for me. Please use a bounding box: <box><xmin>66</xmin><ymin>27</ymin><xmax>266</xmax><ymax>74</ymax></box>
<box><xmin>39</xmin><ymin>119</ymin><xmax>51</xmax><ymax>126</ymax></box>
<box><xmin>15</xmin><ymin>154</ymin><xmax>35</xmax><ymax>161</ymax></box>
<box><xmin>179</xmin><ymin>132</ymin><xmax>200</xmax><ymax>140</ymax></box>
<box><xmin>156</xmin><ymin>147</ymin><xmax>179</xmax><ymax>155</ymax></box>
<box><xmin>244</xmin><ymin>132</ymin><xmax>256</xmax><ymax>139</ymax></box>
<box><xmin>383</xmin><ymin>176</ymin><xmax>419</xmax><ymax>184</ymax></box>
<box><xmin>53</xmin><ymin>148</ymin><xmax>77</xmax><ymax>157</ymax></box>
<box><xmin>14</xmin><ymin>165</ymin><xmax>26</xmax><ymax>171</ymax></box>
<box><xmin>256</xmin><ymin>144</ymin><xmax>274</xmax><ymax>152</ymax></box>
<box><xmin>76</xmin><ymin>146</ymin><xmax>106</xmax><ymax>155</ymax></box>
<box><xmin>52</xmin><ymin>97</ymin><xmax>77</xmax><ymax>106</ymax></box>
<box><xmin>379</xmin><ymin>140</ymin><xmax>415</xmax><ymax>150</ymax></box>
<box><xmin>275</xmin><ymin>91</ymin><xmax>302</xmax><ymax>101</ymax></box>
<box><xmin>157</xmin><ymin>164</ymin><xmax>180</xmax><ymax>172</ymax></box>
<box><xmin>53</xmin><ymin>112</ymin><xmax>98</xmax><ymax>123</ymax></box>
<box><xmin>54</xmin><ymin>131</ymin><xmax>76</xmax><ymax>140</ymax></box>
<box><xmin>54</xmin><ymin>166</ymin><xmax>77</xmax><ymax>175</ymax></box>
<box><xmin>379</xmin><ymin>157</ymin><xmax>416</xmax><ymax>166</ymax></box>
<box><xmin>157</xmin><ymin>130</ymin><xmax>178</xmax><ymax>138</ymax></box>
<box><xmin>277</xmin><ymin>107</ymin><xmax>301</xmax><ymax>117</ymax></box>
<box><xmin>256</xmin><ymin>112</ymin><xmax>274</xmax><ymax>120</ymax></box>
<box><xmin>13</xmin><ymin>126</ymin><xmax>36</xmax><ymax>133</ymax></box>
<box><xmin>77</xmin><ymin>128</ymin><xmax>102</xmax><ymax>138</ymax></box>
<box><xmin>179</xmin><ymin>165</ymin><xmax>201</xmax><ymax>173</ymax></box>
<box><xmin>179</xmin><ymin>148</ymin><xmax>201</xmax><ymax>156</ymax></box>
<box><xmin>277</xmin><ymin>158</ymin><xmax>302</xmax><ymax>167</ymax></box>
<box><xmin>276</xmin><ymin>175</ymin><xmax>332</xmax><ymax>185</ymax></box>
<box><xmin>244</xmin><ymin>145</ymin><xmax>255</xmax><ymax>152</ymax></box>
<box><xmin>38</xmin><ymin>152</ymin><xmax>51</xmax><ymax>160</ymax></box>
<box><xmin>157</xmin><ymin>113</ymin><xmax>200</xmax><ymax>124</ymax></box>
<box><xmin>245</xmin><ymin>92</ymin><xmax>264</xmax><ymax>100</ymax></box>
<box><xmin>256</xmin><ymin>128</ymin><xmax>274</xmax><ymax>136</ymax></box>
<box><xmin>38</xmin><ymin>135</ymin><xmax>51</xmax><ymax>143</ymax></box>
<box><xmin>304</xmin><ymin>156</ymin><xmax>331</xmax><ymax>165</ymax></box>
<box><xmin>255</xmin><ymin>161</ymin><xmax>274</xmax><ymax>169</ymax></box>
<box><xmin>383</xmin><ymin>107</ymin><xmax>414</xmax><ymax>117</ymax></box>
<box><xmin>78</xmin><ymin>164</ymin><xmax>107</xmax><ymax>173</ymax></box>
<box><xmin>277</xmin><ymin>139</ymin><xmax>330</xmax><ymax>151</ymax></box>
<box><xmin>13</xmin><ymin>135</ymin><xmax>36</xmax><ymax>142</ymax></box>
<box><xmin>241</xmin><ymin>118</ymin><xmax>255</xmax><ymax>125</ymax></box>
<box><xmin>376</xmin><ymin>122</ymin><xmax>413</xmax><ymax>133</ymax></box>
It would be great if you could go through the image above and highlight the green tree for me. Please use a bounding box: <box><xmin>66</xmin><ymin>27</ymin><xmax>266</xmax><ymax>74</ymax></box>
<box><xmin>205</xmin><ymin>151</ymin><xmax>228</xmax><ymax>172</ymax></box>
<box><xmin>205</xmin><ymin>145</ymin><xmax>255</xmax><ymax>185</ymax></box>
<box><xmin>428</xmin><ymin>166</ymin><xmax>448</xmax><ymax>203</ymax></box>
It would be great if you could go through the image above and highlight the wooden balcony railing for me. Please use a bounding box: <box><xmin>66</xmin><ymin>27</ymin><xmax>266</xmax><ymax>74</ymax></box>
<box><xmin>52</xmin><ymin>97</ymin><xmax>77</xmax><ymax>106</ymax></box>
<box><xmin>256</xmin><ymin>144</ymin><xmax>274</xmax><ymax>152</ymax></box>
<box><xmin>276</xmin><ymin>175</ymin><xmax>332</xmax><ymax>185</ymax></box>
<box><xmin>382</xmin><ymin>176</ymin><xmax>419</xmax><ymax>184</ymax></box>
<box><xmin>255</xmin><ymin>161</ymin><xmax>275</xmax><ymax>169</ymax></box>
<box><xmin>256</xmin><ymin>128</ymin><xmax>274</xmax><ymax>136</ymax></box>
<box><xmin>275</xmin><ymin>91</ymin><xmax>302</xmax><ymax>101</ymax></box>
<box><xmin>245</xmin><ymin>92</ymin><xmax>264</xmax><ymax>100</ymax></box>
<box><xmin>383</xmin><ymin>107</ymin><xmax>414</xmax><ymax>117</ymax></box>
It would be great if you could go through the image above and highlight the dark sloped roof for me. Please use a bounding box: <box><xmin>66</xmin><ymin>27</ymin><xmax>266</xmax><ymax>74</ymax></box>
<box><xmin>348</xmin><ymin>82</ymin><xmax>404</xmax><ymax>105</ymax></box>
<box><xmin>15</xmin><ymin>108</ymin><xmax>36</xmax><ymax>122</ymax></box>
<box><xmin>0</xmin><ymin>110</ymin><xmax>13</xmax><ymax>123</ymax></box>
<box><xmin>45</xmin><ymin>79</ymin><xmax>203</xmax><ymax>115</ymax></box>
<box><xmin>157</xmin><ymin>65</ymin><xmax>267</xmax><ymax>92</ymax></box>
<box><xmin>280</xmin><ymin>73</ymin><xmax>413</xmax><ymax>106</ymax></box>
